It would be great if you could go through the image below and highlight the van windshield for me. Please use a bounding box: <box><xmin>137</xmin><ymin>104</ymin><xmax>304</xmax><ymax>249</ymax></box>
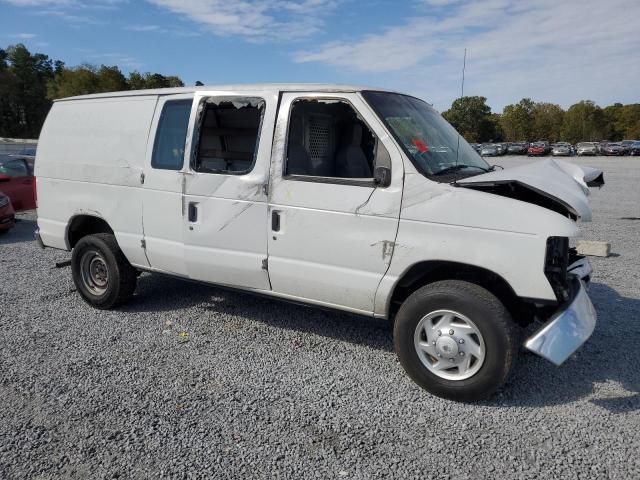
<box><xmin>362</xmin><ymin>91</ymin><xmax>490</xmax><ymax>181</ymax></box>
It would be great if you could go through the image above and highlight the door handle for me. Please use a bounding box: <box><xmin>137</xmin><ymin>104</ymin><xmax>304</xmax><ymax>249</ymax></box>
<box><xmin>271</xmin><ymin>210</ymin><xmax>280</xmax><ymax>232</ymax></box>
<box><xmin>188</xmin><ymin>202</ymin><xmax>198</xmax><ymax>222</ymax></box>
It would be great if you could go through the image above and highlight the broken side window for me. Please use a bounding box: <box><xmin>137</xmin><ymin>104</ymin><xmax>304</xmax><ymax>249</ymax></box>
<box><xmin>192</xmin><ymin>97</ymin><xmax>265</xmax><ymax>175</ymax></box>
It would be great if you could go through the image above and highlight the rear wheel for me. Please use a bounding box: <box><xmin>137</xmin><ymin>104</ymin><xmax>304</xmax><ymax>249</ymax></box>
<box><xmin>394</xmin><ymin>280</ymin><xmax>518</xmax><ymax>402</ymax></box>
<box><xmin>71</xmin><ymin>233</ymin><xmax>137</xmax><ymax>309</ymax></box>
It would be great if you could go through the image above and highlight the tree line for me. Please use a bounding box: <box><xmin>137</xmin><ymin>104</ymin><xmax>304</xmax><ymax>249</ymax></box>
<box><xmin>443</xmin><ymin>96</ymin><xmax>640</xmax><ymax>144</ymax></box>
<box><xmin>2</xmin><ymin>43</ymin><xmax>638</xmax><ymax>143</ymax></box>
<box><xmin>0</xmin><ymin>44</ymin><xmax>184</xmax><ymax>139</ymax></box>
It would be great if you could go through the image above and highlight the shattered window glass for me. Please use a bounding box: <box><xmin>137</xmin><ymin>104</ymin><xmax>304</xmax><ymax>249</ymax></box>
<box><xmin>192</xmin><ymin>97</ymin><xmax>265</xmax><ymax>175</ymax></box>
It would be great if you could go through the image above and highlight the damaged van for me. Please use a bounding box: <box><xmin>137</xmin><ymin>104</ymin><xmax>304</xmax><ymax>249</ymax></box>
<box><xmin>35</xmin><ymin>85</ymin><xmax>603</xmax><ymax>401</ymax></box>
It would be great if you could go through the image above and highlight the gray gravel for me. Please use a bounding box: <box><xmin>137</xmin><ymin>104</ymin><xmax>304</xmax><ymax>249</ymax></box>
<box><xmin>1</xmin><ymin>156</ymin><xmax>639</xmax><ymax>479</ymax></box>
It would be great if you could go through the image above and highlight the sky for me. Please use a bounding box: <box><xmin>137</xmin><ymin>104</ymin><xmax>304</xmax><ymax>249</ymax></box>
<box><xmin>1</xmin><ymin>0</ymin><xmax>639</xmax><ymax>112</ymax></box>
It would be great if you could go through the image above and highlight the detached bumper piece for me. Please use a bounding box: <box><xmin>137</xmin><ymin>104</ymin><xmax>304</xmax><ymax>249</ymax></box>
<box><xmin>525</xmin><ymin>275</ymin><xmax>597</xmax><ymax>366</ymax></box>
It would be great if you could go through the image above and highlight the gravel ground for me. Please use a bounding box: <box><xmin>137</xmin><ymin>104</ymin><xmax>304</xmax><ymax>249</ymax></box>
<box><xmin>1</xmin><ymin>156</ymin><xmax>639</xmax><ymax>479</ymax></box>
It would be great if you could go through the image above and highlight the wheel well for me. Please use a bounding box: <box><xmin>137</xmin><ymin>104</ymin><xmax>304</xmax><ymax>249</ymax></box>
<box><xmin>67</xmin><ymin>215</ymin><xmax>114</xmax><ymax>248</ymax></box>
<box><xmin>389</xmin><ymin>261</ymin><xmax>534</xmax><ymax>326</ymax></box>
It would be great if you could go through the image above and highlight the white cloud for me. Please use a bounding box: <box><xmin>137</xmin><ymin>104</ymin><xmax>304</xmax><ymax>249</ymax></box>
<box><xmin>126</xmin><ymin>24</ymin><xmax>165</xmax><ymax>32</ymax></box>
<box><xmin>7</xmin><ymin>32</ymin><xmax>38</xmax><ymax>39</ymax></box>
<box><xmin>145</xmin><ymin>0</ymin><xmax>338</xmax><ymax>41</ymax></box>
<box><xmin>295</xmin><ymin>0</ymin><xmax>640</xmax><ymax>110</ymax></box>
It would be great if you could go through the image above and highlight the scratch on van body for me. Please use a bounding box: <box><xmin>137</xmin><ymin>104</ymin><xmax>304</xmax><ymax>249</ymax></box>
<box><xmin>218</xmin><ymin>203</ymin><xmax>252</xmax><ymax>232</ymax></box>
<box><xmin>370</xmin><ymin>240</ymin><xmax>396</xmax><ymax>260</ymax></box>
<box><xmin>355</xmin><ymin>188</ymin><xmax>377</xmax><ymax>215</ymax></box>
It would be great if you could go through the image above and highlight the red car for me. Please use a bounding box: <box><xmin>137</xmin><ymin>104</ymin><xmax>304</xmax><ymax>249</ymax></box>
<box><xmin>0</xmin><ymin>156</ymin><xmax>36</xmax><ymax>211</ymax></box>
<box><xmin>527</xmin><ymin>142</ymin><xmax>550</xmax><ymax>156</ymax></box>
<box><xmin>0</xmin><ymin>191</ymin><xmax>16</xmax><ymax>234</ymax></box>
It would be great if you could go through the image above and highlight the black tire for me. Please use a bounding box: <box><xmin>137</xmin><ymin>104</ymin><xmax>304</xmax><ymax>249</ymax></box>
<box><xmin>394</xmin><ymin>280</ymin><xmax>518</xmax><ymax>402</ymax></box>
<box><xmin>71</xmin><ymin>233</ymin><xmax>137</xmax><ymax>309</ymax></box>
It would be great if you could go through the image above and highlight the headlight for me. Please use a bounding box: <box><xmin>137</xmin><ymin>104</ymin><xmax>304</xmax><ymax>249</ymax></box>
<box><xmin>0</xmin><ymin>196</ymin><xmax>8</xmax><ymax>208</ymax></box>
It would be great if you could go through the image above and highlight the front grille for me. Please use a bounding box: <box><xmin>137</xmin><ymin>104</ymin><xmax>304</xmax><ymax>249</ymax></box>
<box><xmin>545</xmin><ymin>236</ymin><xmax>570</xmax><ymax>302</ymax></box>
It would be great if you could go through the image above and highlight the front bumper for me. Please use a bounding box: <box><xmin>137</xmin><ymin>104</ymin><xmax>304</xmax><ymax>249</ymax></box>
<box><xmin>525</xmin><ymin>266</ymin><xmax>597</xmax><ymax>366</ymax></box>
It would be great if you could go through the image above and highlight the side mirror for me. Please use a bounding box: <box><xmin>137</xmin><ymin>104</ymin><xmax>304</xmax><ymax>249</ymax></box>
<box><xmin>0</xmin><ymin>174</ymin><xmax>11</xmax><ymax>183</ymax></box>
<box><xmin>374</xmin><ymin>166</ymin><xmax>391</xmax><ymax>188</ymax></box>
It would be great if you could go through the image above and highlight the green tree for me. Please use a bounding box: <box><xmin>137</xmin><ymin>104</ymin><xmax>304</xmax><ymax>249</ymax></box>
<box><xmin>4</xmin><ymin>44</ymin><xmax>54</xmax><ymax>137</ymax></box>
<box><xmin>0</xmin><ymin>48</ymin><xmax>21</xmax><ymax>137</ymax></box>
<box><xmin>561</xmin><ymin>101</ymin><xmax>606</xmax><ymax>143</ymax></box>
<box><xmin>603</xmin><ymin>103</ymin><xmax>640</xmax><ymax>140</ymax></box>
<box><xmin>47</xmin><ymin>64</ymin><xmax>129</xmax><ymax>99</ymax></box>
<box><xmin>442</xmin><ymin>96</ymin><xmax>496</xmax><ymax>142</ymax></box>
<box><xmin>0</xmin><ymin>43</ymin><xmax>185</xmax><ymax>138</ymax></box>
<box><xmin>500</xmin><ymin>98</ymin><xmax>534</xmax><ymax>141</ymax></box>
<box><xmin>127</xmin><ymin>71</ymin><xmax>184</xmax><ymax>90</ymax></box>
<box><xmin>617</xmin><ymin>104</ymin><xmax>640</xmax><ymax>139</ymax></box>
<box><xmin>532</xmin><ymin>102</ymin><xmax>565</xmax><ymax>142</ymax></box>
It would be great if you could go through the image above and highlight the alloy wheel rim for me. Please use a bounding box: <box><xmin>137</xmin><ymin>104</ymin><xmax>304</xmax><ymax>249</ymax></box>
<box><xmin>413</xmin><ymin>309</ymin><xmax>486</xmax><ymax>381</ymax></box>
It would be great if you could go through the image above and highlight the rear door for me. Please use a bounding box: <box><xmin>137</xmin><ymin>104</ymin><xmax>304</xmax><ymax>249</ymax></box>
<box><xmin>0</xmin><ymin>158</ymin><xmax>35</xmax><ymax>211</ymax></box>
<box><xmin>266</xmin><ymin>92</ymin><xmax>404</xmax><ymax>314</ymax></box>
<box><xmin>141</xmin><ymin>93</ymin><xmax>194</xmax><ymax>276</ymax></box>
<box><xmin>181</xmin><ymin>91</ymin><xmax>277</xmax><ymax>290</ymax></box>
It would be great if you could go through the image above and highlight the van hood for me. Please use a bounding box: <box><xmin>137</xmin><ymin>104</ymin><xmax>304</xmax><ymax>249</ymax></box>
<box><xmin>457</xmin><ymin>159</ymin><xmax>604</xmax><ymax>221</ymax></box>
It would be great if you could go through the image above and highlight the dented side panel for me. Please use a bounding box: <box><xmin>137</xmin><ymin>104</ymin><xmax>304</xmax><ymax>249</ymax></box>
<box><xmin>373</xmin><ymin>165</ymin><xmax>580</xmax><ymax>316</ymax></box>
<box><xmin>181</xmin><ymin>90</ymin><xmax>279</xmax><ymax>290</ymax></box>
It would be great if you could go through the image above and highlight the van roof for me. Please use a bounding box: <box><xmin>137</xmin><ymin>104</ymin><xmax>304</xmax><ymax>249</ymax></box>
<box><xmin>55</xmin><ymin>84</ymin><xmax>399</xmax><ymax>102</ymax></box>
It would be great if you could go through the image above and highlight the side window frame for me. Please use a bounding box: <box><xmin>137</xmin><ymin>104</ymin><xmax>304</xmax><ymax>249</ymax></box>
<box><xmin>189</xmin><ymin>95</ymin><xmax>266</xmax><ymax>176</ymax></box>
<box><xmin>151</xmin><ymin>99</ymin><xmax>193</xmax><ymax>171</ymax></box>
<box><xmin>282</xmin><ymin>96</ymin><xmax>387</xmax><ymax>187</ymax></box>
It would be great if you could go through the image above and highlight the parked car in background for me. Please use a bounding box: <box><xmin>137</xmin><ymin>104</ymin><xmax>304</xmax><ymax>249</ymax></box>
<box><xmin>597</xmin><ymin>141</ymin><xmax>609</xmax><ymax>154</ymax></box>
<box><xmin>576</xmin><ymin>142</ymin><xmax>598</xmax><ymax>156</ymax></box>
<box><xmin>0</xmin><ymin>191</ymin><xmax>16</xmax><ymax>234</ymax></box>
<box><xmin>496</xmin><ymin>143</ymin><xmax>509</xmax><ymax>155</ymax></box>
<box><xmin>629</xmin><ymin>141</ymin><xmax>640</xmax><ymax>156</ymax></box>
<box><xmin>480</xmin><ymin>143</ymin><xmax>499</xmax><ymax>156</ymax></box>
<box><xmin>551</xmin><ymin>143</ymin><xmax>572</xmax><ymax>156</ymax></box>
<box><xmin>601</xmin><ymin>142</ymin><xmax>625</xmax><ymax>156</ymax></box>
<box><xmin>527</xmin><ymin>141</ymin><xmax>549</xmax><ymax>156</ymax></box>
<box><xmin>0</xmin><ymin>157</ymin><xmax>36</xmax><ymax>211</ymax></box>
<box><xmin>470</xmin><ymin>143</ymin><xmax>482</xmax><ymax>154</ymax></box>
<box><xmin>507</xmin><ymin>142</ymin><xmax>528</xmax><ymax>154</ymax></box>
<box><xmin>620</xmin><ymin>140</ymin><xmax>636</xmax><ymax>155</ymax></box>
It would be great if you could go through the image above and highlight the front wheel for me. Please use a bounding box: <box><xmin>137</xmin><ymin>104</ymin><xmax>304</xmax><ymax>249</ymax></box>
<box><xmin>394</xmin><ymin>280</ymin><xmax>518</xmax><ymax>402</ymax></box>
<box><xmin>71</xmin><ymin>233</ymin><xmax>137</xmax><ymax>309</ymax></box>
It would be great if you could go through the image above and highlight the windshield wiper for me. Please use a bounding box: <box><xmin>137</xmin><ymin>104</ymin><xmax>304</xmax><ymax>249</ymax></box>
<box><xmin>434</xmin><ymin>164</ymin><xmax>489</xmax><ymax>175</ymax></box>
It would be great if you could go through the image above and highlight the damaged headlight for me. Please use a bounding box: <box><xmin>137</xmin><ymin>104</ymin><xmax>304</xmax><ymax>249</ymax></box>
<box><xmin>544</xmin><ymin>236</ymin><xmax>570</xmax><ymax>302</ymax></box>
<box><xmin>0</xmin><ymin>196</ymin><xmax>9</xmax><ymax>208</ymax></box>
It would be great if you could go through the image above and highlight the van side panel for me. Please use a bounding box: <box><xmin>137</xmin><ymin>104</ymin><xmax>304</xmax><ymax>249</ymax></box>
<box><xmin>35</xmin><ymin>96</ymin><xmax>158</xmax><ymax>267</ymax></box>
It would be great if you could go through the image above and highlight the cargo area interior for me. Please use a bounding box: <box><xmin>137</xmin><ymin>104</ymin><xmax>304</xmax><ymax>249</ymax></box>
<box><xmin>286</xmin><ymin>99</ymin><xmax>376</xmax><ymax>179</ymax></box>
<box><xmin>195</xmin><ymin>99</ymin><xmax>264</xmax><ymax>174</ymax></box>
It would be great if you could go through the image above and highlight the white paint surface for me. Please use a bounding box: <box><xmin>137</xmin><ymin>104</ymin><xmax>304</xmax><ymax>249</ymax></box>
<box><xmin>35</xmin><ymin>84</ymin><xmax>601</xmax><ymax>318</ymax></box>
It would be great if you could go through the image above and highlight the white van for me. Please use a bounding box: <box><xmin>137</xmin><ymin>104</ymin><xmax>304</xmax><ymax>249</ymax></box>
<box><xmin>35</xmin><ymin>84</ymin><xmax>603</xmax><ymax>401</ymax></box>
